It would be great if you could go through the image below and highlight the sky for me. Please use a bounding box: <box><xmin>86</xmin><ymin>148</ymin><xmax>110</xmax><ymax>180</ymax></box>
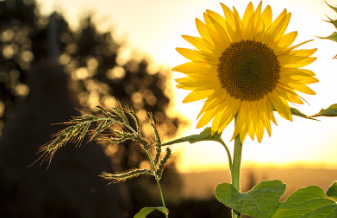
<box><xmin>36</xmin><ymin>0</ymin><xmax>337</xmax><ymax>172</ymax></box>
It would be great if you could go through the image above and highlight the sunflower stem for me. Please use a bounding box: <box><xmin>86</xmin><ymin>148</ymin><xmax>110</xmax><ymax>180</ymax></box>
<box><xmin>231</xmin><ymin>118</ymin><xmax>242</xmax><ymax>218</ymax></box>
<box><xmin>146</xmin><ymin>150</ymin><xmax>169</xmax><ymax>218</ymax></box>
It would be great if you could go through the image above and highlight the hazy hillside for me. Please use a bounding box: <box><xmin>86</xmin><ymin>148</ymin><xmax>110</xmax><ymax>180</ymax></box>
<box><xmin>180</xmin><ymin>168</ymin><xmax>337</xmax><ymax>200</ymax></box>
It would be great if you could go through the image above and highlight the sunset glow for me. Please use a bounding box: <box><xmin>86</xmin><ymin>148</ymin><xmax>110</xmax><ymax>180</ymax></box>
<box><xmin>37</xmin><ymin>0</ymin><xmax>337</xmax><ymax>172</ymax></box>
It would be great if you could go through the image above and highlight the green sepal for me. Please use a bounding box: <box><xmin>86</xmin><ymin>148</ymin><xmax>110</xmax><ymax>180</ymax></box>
<box><xmin>327</xmin><ymin>2</ymin><xmax>337</xmax><ymax>15</ymax></box>
<box><xmin>215</xmin><ymin>180</ymin><xmax>286</xmax><ymax>218</ymax></box>
<box><xmin>161</xmin><ymin>127</ymin><xmax>223</xmax><ymax>146</ymax></box>
<box><xmin>324</xmin><ymin>16</ymin><xmax>337</xmax><ymax>30</ymax></box>
<box><xmin>326</xmin><ymin>181</ymin><xmax>337</xmax><ymax>201</ymax></box>
<box><xmin>134</xmin><ymin>207</ymin><xmax>168</xmax><ymax>218</ymax></box>
<box><xmin>311</xmin><ymin>103</ymin><xmax>337</xmax><ymax>117</ymax></box>
<box><xmin>272</xmin><ymin>186</ymin><xmax>337</xmax><ymax>218</ymax></box>
<box><xmin>290</xmin><ymin>107</ymin><xmax>319</xmax><ymax>121</ymax></box>
<box><xmin>318</xmin><ymin>32</ymin><xmax>337</xmax><ymax>43</ymax></box>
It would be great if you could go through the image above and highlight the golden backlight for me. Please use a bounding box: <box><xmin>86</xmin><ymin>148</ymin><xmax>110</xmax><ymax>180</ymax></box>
<box><xmin>37</xmin><ymin>0</ymin><xmax>337</xmax><ymax>172</ymax></box>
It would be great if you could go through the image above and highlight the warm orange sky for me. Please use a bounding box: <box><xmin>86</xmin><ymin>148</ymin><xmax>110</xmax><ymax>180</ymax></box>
<box><xmin>36</xmin><ymin>0</ymin><xmax>337</xmax><ymax>172</ymax></box>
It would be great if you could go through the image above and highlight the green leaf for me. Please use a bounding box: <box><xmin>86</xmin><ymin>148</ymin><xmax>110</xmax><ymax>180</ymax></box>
<box><xmin>290</xmin><ymin>107</ymin><xmax>319</xmax><ymax>121</ymax></box>
<box><xmin>272</xmin><ymin>186</ymin><xmax>337</xmax><ymax>218</ymax></box>
<box><xmin>312</xmin><ymin>104</ymin><xmax>337</xmax><ymax>117</ymax></box>
<box><xmin>326</xmin><ymin>181</ymin><xmax>337</xmax><ymax>201</ymax></box>
<box><xmin>215</xmin><ymin>180</ymin><xmax>286</xmax><ymax>218</ymax></box>
<box><xmin>272</xmin><ymin>106</ymin><xmax>318</xmax><ymax>121</ymax></box>
<box><xmin>134</xmin><ymin>207</ymin><xmax>168</xmax><ymax>218</ymax></box>
<box><xmin>161</xmin><ymin>127</ymin><xmax>223</xmax><ymax>146</ymax></box>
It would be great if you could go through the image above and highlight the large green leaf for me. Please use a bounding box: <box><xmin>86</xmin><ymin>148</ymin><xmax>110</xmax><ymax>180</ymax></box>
<box><xmin>134</xmin><ymin>207</ymin><xmax>168</xmax><ymax>218</ymax></box>
<box><xmin>215</xmin><ymin>180</ymin><xmax>286</xmax><ymax>218</ymax></box>
<box><xmin>272</xmin><ymin>186</ymin><xmax>337</xmax><ymax>218</ymax></box>
<box><xmin>326</xmin><ymin>181</ymin><xmax>337</xmax><ymax>201</ymax></box>
<box><xmin>312</xmin><ymin>104</ymin><xmax>337</xmax><ymax>117</ymax></box>
<box><xmin>161</xmin><ymin>127</ymin><xmax>223</xmax><ymax>146</ymax></box>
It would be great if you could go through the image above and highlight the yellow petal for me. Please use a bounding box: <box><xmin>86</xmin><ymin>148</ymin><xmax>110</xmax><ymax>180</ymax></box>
<box><xmin>220</xmin><ymin>3</ymin><xmax>235</xmax><ymax>27</ymax></box>
<box><xmin>261</xmin><ymin>5</ymin><xmax>272</xmax><ymax>29</ymax></box>
<box><xmin>290</xmin><ymin>48</ymin><xmax>317</xmax><ymax>57</ymax></box>
<box><xmin>175</xmin><ymin>77</ymin><xmax>219</xmax><ymax>85</ymax></box>
<box><xmin>242</xmin><ymin>2</ymin><xmax>254</xmax><ymax>27</ymax></box>
<box><xmin>299</xmin><ymin>76</ymin><xmax>319</xmax><ymax>84</ymax></box>
<box><xmin>183</xmin><ymin>89</ymin><xmax>215</xmax><ymax>103</ymax></box>
<box><xmin>176</xmin><ymin>47</ymin><xmax>219</xmax><ymax>63</ymax></box>
<box><xmin>277</xmin><ymin>13</ymin><xmax>291</xmax><ymax>39</ymax></box>
<box><xmin>278</xmin><ymin>54</ymin><xmax>310</xmax><ymax>65</ymax></box>
<box><xmin>203</xmin><ymin>13</ymin><xmax>226</xmax><ymax>52</ymax></box>
<box><xmin>282</xmin><ymin>57</ymin><xmax>316</xmax><ymax>68</ymax></box>
<box><xmin>290</xmin><ymin>82</ymin><xmax>316</xmax><ymax>95</ymax></box>
<box><xmin>195</xmin><ymin>18</ymin><xmax>214</xmax><ymax>46</ymax></box>
<box><xmin>197</xmin><ymin>90</ymin><xmax>228</xmax><ymax>118</ymax></box>
<box><xmin>255</xmin><ymin>1</ymin><xmax>263</xmax><ymax>16</ymax></box>
<box><xmin>275</xmin><ymin>85</ymin><xmax>304</xmax><ymax>104</ymax></box>
<box><xmin>175</xmin><ymin>77</ymin><xmax>220</xmax><ymax>90</ymax></box>
<box><xmin>268</xmin><ymin>92</ymin><xmax>292</xmax><ymax>121</ymax></box>
<box><xmin>282</xmin><ymin>39</ymin><xmax>313</xmax><ymax>54</ymax></box>
<box><xmin>269</xmin><ymin>9</ymin><xmax>287</xmax><ymax>33</ymax></box>
<box><xmin>219</xmin><ymin>97</ymin><xmax>241</xmax><ymax>131</ymax></box>
<box><xmin>248</xmin><ymin>120</ymin><xmax>255</xmax><ymax>141</ymax></box>
<box><xmin>262</xmin><ymin>95</ymin><xmax>277</xmax><ymax>125</ymax></box>
<box><xmin>256</xmin><ymin>119</ymin><xmax>264</xmax><ymax>143</ymax></box>
<box><xmin>208</xmin><ymin>15</ymin><xmax>231</xmax><ymax>48</ymax></box>
<box><xmin>280</xmin><ymin>68</ymin><xmax>313</xmax><ymax>78</ymax></box>
<box><xmin>250</xmin><ymin>101</ymin><xmax>259</xmax><ymax>131</ymax></box>
<box><xmin>299</xmin><ymin>69</ymin><xmax>316</xmax><ymax>76</ymax></box>
<box><xmin>197</xmin><ymin>105</ymin><xmax>219</xmax><ymax>128</ymax></box>
<box><xmin>277</xmin><ymin>31</ymin><xmax>297</xmax><ymax>48</ymax></box>
<box><xmin>211</xmin><ymin>99</ymin><xmax>230</xmax><ymax>135</ymax></box>
<box><xmin>206</xmin><ymin>10</ymin><xmax>228</xmax><ymax>31</ymax></box>
<box><xmin>264</xmin><ymin>15</ymin><xmax>287</xmax><ymax>45</ymax></box>
<box><xmin>181</xmin><ymin>35</ymin><xmax>214</xmax><ymax>53</ymax></box>
<box><xmin>232</xmin><ymin>6</ymin><xmax>245</xmax><ymax>38</ymax></box>
<box><xmin>234</xmin><ymin>101</ymin><xmax>250</xmax><ymax>142</ymax></box>
<box><xmin>244</xmin><ymin>11</ymin><xmax>257</xmax><ymax>40</ymax></box>
<box><xmin>220</xmin><ymin>3</ymin><xmax>241</xmax><ymax>40</ymax></box>
<box><xmin>260</xmin><ymin>110</ymin><xmax>272</xmax><ymax>137</ymax></box>
<box><xmin>172</xmin><ymin>62</ymin><xmax>215</xmax><ymax>75</ymax></box>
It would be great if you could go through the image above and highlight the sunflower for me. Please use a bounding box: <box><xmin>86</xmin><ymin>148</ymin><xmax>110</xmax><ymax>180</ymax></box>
<box><xmin>173</xmin><ymin>2</ymin><xmax>318</xmax><ymax>143</ymax></box>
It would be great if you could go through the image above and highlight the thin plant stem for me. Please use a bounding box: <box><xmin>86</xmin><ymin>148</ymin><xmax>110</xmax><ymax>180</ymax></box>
<box><xmin>231</xmin><ymin>117</ymin><xmax>243</xmax><ymax>218</ymax></box>
<box><xmin>146</xmin><ymin>150</ymin><xmax>169</xmax><ymax>218</ymax></box>
<box><xmin>219</xmin><ymin>139</ymin><xmax>233</xmax><ymax>171</ymax></box>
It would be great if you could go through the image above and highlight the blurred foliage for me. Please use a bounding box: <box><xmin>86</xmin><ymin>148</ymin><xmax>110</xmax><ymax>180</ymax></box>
<box><xmin>0</xmin><ymin>0</ymin><xmax>189</xmax><ymax>215</ymax></box>
<box><xmin>0</xmin><ymin>0</ymin><xmax>38</xmax><ymax>129</ymax></box>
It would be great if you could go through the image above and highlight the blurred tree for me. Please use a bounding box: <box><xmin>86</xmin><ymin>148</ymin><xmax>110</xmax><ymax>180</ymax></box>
<box><xmin>0</xmin><ymin>0</ymin><xmax>38</xmax><ymax>129</ymax></box>
<box><xmin>0</xmin><ymin>0</ymin><xmax>186</xmax><ymax>217</ymax></box>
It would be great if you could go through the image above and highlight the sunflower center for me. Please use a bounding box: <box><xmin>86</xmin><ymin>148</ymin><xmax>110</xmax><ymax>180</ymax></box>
<box><xmin>217</xmin><ymin>40</ymin><xmax>280</xmax><ymax>101</ymax></box>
